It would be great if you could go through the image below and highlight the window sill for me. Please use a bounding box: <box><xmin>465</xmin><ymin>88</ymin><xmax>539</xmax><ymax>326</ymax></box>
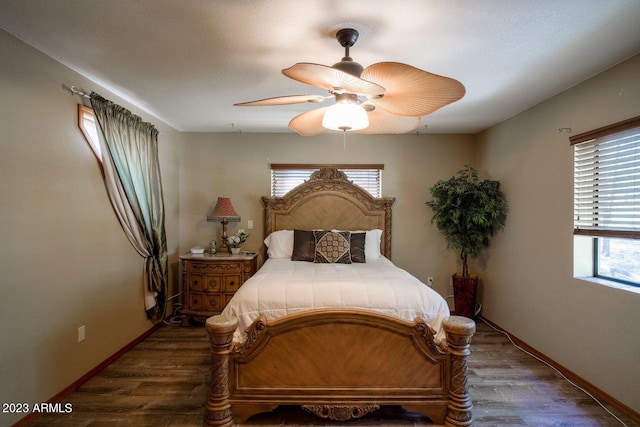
<box><xmin>576</xmin><ymin>276</ymin><xmax>640</xmax><ymax>294</ymax></box>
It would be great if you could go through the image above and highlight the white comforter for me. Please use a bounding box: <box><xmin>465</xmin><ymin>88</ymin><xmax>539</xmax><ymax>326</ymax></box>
<box><xmin>222</xmin><ymin>257</ymin><xmax>450</xmax><ymax>344</ymax></box>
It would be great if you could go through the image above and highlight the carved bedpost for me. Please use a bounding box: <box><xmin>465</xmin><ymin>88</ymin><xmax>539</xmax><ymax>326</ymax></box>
<box><xmin>382</xmin><ymin>199</ymin><xmax>393</xmax><ymax>258</ymax></box>
<box><xmin>262</xmin><ymin>197</ymin><xmax>274</xmax><ymax>237</ymax></box>
<box><xmin>204</xmin><ymin>315</ymin><xmax>238</xmax><ymax>427</ymax></box>
<box><xmin>443</xmin><ymin>316</ymin><xmax>476</xmax><ymax>427</ymax></box>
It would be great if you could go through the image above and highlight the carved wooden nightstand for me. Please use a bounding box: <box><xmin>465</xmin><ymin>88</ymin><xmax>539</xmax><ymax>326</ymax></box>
<box><xmin>179</xmin><ymin>252</ymin><xmax>257</xmax><ymax>325</ymax></box>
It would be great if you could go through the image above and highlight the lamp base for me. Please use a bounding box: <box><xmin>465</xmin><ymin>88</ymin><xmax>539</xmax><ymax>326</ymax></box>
<box><xmin>219</xmin><ymin>220</ymin><xmax>230</xmax><ymax>253</ymax></box>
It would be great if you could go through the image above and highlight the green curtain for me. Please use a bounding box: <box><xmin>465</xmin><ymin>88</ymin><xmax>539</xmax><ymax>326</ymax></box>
<box><xmin>90</xmin><ymin>93</ymin><xmax>168</xmax><ymax>319</ymax></box>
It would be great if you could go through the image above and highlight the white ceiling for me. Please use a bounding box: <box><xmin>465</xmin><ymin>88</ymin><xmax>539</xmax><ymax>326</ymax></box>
<box><xmin>1</xmin><ymin>0</ymin><xmax>640</xmax><ymax>134</ymax></box>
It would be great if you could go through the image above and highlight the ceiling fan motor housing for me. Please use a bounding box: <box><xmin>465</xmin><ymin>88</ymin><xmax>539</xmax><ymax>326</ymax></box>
<box><xmin>332</xmin><ymin>58</ymin><xmax>364</xmax><ymax>77</ymax></box>
<box><xmin>334</xmin><ymin>93</ymin><xmax>359</xmax><ymax>104</ymax></box>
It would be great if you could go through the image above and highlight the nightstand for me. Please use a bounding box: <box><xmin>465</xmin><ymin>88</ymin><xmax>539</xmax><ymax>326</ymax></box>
<box><xmin>179</xmin><ymin>252</ymin><xmax>258</xmax><ymax>325</ymax></box>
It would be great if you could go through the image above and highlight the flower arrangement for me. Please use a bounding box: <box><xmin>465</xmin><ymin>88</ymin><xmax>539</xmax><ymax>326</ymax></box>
<box><xmin>227</xmin><ymin>229</ymin><xmax>249</xmax><ymax>248</ymax></box>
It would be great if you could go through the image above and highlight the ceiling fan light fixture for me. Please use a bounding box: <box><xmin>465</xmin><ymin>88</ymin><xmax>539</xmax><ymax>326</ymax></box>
<box><xmin>322</xmin><ymin>100</ymin><xmax>369</xmax><ymax>132</ymax></box>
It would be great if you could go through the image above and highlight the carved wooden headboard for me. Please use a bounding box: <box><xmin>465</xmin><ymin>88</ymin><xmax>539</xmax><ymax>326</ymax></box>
<box><xmin>261</xmin><ymin>168</ymin><xmax>396</xmax><ymax>258</ymax></box>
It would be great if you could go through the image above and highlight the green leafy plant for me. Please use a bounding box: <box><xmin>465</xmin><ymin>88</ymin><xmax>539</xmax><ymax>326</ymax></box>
<box><xmin>426</xmin><ymin>164</ymin><xmax>508</xmax><ymax>277</ymax></box>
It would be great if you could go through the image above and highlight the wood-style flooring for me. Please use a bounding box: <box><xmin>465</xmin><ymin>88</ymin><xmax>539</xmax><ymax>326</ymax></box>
<box><xmin>26</xmin><ymin>320</ymin><xmax>638</xmax><ymax>427</ymax></box>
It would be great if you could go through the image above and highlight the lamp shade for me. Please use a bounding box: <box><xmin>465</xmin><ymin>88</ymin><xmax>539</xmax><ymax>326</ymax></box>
<box><xmin>322</xmin><ymin>102</ymin><xmax>369</xmax><ymax>132</ymax></box>
<box><xmin>207</xmin><ymin>197</ymin><xmax>240</xmax><ymax>222</ymax></box>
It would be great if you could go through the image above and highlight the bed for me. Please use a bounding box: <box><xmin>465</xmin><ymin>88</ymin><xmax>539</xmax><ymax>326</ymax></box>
<box><xmin>204</xmin><ymin>167</ymin><xmax>476</xmax><ymax>427</ymax></box>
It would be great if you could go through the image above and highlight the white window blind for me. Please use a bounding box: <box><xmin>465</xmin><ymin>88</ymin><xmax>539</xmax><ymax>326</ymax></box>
<box><xmin>271</xmin><ymin>165</ymin><xmax>383</xmax><ymax>198</ymax></box>
<box><xmin>572</xmin><ymin>118</ymin><xmax>640</xmax><ymax>239</ymax></box>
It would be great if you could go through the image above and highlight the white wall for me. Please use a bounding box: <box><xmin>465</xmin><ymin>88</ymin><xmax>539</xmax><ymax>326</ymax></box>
<box><xmin>0</xmin><ymin>29</ymin><xmax>181</xmax><ymax>426</ymax></box>
<box><xmin>476</xmin><ymin>54</ymin><xmax>640</xmax><ymax>412</ymax></box>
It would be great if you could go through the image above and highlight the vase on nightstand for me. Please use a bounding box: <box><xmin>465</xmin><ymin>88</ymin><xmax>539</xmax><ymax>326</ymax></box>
<box><xmin>230</xmin><ymin>247</ymin><xmax>241</xmax><ymax>255</ymax></box>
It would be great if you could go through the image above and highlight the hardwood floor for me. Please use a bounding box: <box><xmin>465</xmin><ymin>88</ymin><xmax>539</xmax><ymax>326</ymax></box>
<box><xmin>26</xmin><ymin>320</ymin><xmax>637</xmax><ymax>427</ymax></box>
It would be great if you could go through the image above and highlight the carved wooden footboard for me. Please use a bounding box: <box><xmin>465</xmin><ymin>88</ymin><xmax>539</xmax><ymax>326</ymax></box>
<box><xmin>204</xmin><ymin>310</ymin><xmax>475</xmax><ymax>427</ymax></box>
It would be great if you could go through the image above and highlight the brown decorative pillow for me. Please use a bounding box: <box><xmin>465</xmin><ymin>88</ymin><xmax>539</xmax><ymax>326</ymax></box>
<box><xmin>313</xmin><ymin>230</ymin><xmax>352</xmax><ymax>264</ymax></box>
<box><xmin>350</xmin><ymin>232</ymin><xmax>366</xmax><ymax>263</ymax></box>
<box><xmin>292</xmin><ymin>230</ymin><xmax>315</xmax><ymax>261</ymax></box>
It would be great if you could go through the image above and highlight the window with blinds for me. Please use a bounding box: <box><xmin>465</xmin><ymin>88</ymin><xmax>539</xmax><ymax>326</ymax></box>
<box><xmin>572</xmin><ymin>118</ymin><xmax>640</xmax><ymax>238</ymax></box>
<box><xmin>571</xmin><ymin>115</ymin><xmax>640</xmax><ymax>287</ymax></box>
<box><xmin>271</xmin><ymin>164</ymin><xmax>383</xmax><ymax>198</ymax></box>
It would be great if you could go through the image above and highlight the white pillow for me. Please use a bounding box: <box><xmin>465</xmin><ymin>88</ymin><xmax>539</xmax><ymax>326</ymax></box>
<box><xmin>364</xmin><ymin>229</ymin><xmax>382</xmax><ymax>260</ymax></box>
<box><xmin>263</xmin><ymin>230</ymin><xmax>294</xmax><ymax>259</ymax></box>
<box><xmin>331</xmin><ymin>229</ymin><xmax>382</xmax><ymax>261</ymax></box>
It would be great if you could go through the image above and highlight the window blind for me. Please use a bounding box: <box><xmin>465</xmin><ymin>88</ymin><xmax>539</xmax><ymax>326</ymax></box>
<box><xmin>271</xmin><ymin>165</ymin><xmax>383</xmax><ymax>198</ymax></box>
<box><xmin>573</xmin><ymin>121</ymin><xmax>640</xmax><ymax>239</ymax></box>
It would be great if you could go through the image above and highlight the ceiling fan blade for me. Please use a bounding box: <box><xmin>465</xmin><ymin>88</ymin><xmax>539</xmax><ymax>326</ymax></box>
<box><xmin>361</xmin><ymin>62</ymin><xmax>465</xmax><ymax>116</ymax></box>
<box><xmin>234</xmin><ymin>94</ymin><xmax>327</xmax><ymax>106</ymax></box>
<box><xmin>283</xmin><ymin>63</ymin><xmax>385</xmax><ymax>97</ymax></box>
<box><xmin>356</xmin><ymin>108</ymin><xmax>421</xmax><ymax>134</ymax></box>
<box><xmin>289</xmin><ymin>107</ymin><xmax>330</xmax><ymax>136</ymax></box>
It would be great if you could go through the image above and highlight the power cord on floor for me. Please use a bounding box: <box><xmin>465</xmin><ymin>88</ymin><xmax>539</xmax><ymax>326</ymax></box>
<box><xmin>477</xmin><ymin>315</ymin><xmax>629</xmax><ymax>427</ymax></box>
<box><xmin>163</xmin><ymin>302</ymin><xmax>183</xmax><ymax>325</ymax></box>
<box><xmin>162</xmin><ymin>291</ymin><xmax>184</xmax><ymax>325</ymax></box>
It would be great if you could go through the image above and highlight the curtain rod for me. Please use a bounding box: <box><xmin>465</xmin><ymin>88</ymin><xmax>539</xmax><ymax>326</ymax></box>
<box><xmin>64</xmin><ymin>84</ymin><xmax>161</xmax><ymax>134</ymax></box>
<box><xmin>64</xmin><ymin>85</ymin><xmax>90</xmax><ymax>99</ymax></box>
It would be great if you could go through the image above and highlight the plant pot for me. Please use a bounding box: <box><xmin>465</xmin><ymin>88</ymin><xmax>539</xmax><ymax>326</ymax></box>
<box><xmin>230</xmin><ymin>247</ymin><xmax>241</xmax><ymax>255</ymax></box>
<box><xmin>452</xmin><ymin>274</ymin><xmax>478</xmax><ymax>319</ymax></box>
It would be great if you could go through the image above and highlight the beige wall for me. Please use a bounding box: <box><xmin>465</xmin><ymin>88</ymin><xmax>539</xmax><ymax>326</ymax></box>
<box><xmin>3</xmin><ymin>22</ymin><xmax>639</xmax><ymax>424</ymax></box>
<box><xmin>178</xmin><ymin>132</ymin><xmax>475</xmax><ymax>297</ymax></box>
<box><xmin>476</xmin><ymin>54</ymin><xmax>640</xmax><ymax>411</ymax></box>
<box><xmin>0</xmin><ymin>30</ymin><xmax>181</xmax><ymax>426</ymax></box>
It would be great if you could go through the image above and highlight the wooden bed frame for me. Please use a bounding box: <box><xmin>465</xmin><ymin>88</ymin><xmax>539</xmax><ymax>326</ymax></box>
<box><xmin>204</xmin><ymin>168</ymin><xmax>476</xmax><ymax>427</ymax></box>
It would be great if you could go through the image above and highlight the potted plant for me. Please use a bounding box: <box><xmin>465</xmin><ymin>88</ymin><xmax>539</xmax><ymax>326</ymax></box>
<box><xmin>227</xmin><ymin>229</ymin><xmax>250</xmax><ymax>254</ymax></box>
<box><xmin>426</xmin><ymin>164</ymin><xmax>508</xmax><ymax>318</ymax></box>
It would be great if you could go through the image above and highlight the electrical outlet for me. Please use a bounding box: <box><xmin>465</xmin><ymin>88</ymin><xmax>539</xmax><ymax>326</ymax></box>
<box><xmin>78</xmin><ymin>325</ymin><xmax>85</xmax><ymax>342</ymax></box>
<box><xmin>427</xmin><ymin>277</ymin><xmax>434</xmax><ymax>288</ymax></box>
<box><xmin>247</xmin><ymin>220</ymin><xmax>253</xmax><ymax>230</ymax></box>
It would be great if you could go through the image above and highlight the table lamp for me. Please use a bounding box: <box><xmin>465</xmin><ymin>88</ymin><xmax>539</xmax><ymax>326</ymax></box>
<box><xmin>207</xmin><ymin>197</ymin><xmax>240</xmax><ymax>252</ymax></box>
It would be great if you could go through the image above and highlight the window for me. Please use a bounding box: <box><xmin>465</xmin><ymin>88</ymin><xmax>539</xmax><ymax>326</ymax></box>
<box><xmin>77</xmin><ymin>104</ymin><xmax>101</xmax><ymax>161</ymax></box>
<box><xmin>571</xmin><ymin>115</ymin><xmax>640</xmax><ymax>287</ymax></box>
<box><xmin>271</xmin><ymin>164</ymin><xmax>383</xmax><ymax>198</ymax></box>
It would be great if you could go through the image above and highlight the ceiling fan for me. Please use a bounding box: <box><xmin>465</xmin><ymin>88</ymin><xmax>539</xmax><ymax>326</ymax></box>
<box><xmin>234</xmin><ymin>28</ymin><xmax>465</xmax><ymax>136</ymax></box>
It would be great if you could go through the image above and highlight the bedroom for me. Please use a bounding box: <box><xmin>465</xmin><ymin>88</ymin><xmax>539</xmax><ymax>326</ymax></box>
<box><xmin>1</xmin><ymin>1</ymin><xmax>639</xmax><ymax>426</ymax></box>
